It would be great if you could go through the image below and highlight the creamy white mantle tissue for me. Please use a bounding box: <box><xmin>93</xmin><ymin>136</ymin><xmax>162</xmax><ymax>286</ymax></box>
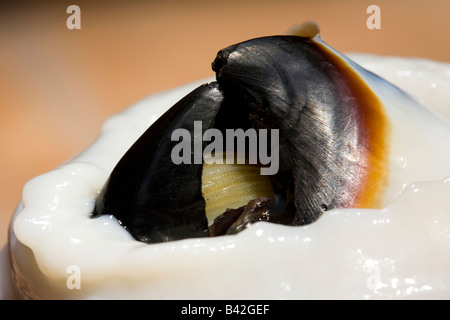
<box><xmin>2</xmin><ymin>54</ymin><xmax>450</xmax><ymax>299</ymax></box>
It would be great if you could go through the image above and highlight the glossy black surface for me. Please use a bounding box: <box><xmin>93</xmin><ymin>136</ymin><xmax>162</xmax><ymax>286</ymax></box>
<box><xmin>93</xmin><ymin>83</ymin><xmax>224</xmax><ymax>243</ymax></box>
<box><xmin>94</xmin><ymin>36</ymin><xmax>371</xmax><ymax>243</ymax></box>
<box><xmin>212</xmin><ymin>36</ymin><xmax>369</xmax><ymax>225</ymax></box>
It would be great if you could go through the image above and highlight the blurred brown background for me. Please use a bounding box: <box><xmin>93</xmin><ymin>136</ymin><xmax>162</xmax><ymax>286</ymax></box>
<box><xmin>1</xmin><ymin>0</ymin><xmax>449</xmax><ymax>249</ymax></box>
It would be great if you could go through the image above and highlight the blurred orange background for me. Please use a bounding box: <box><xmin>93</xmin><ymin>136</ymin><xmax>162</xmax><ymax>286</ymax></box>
<box><xmin>1</xmin><ymin>0</ymin><xmax>449</xmax><ymax>249</ymax></box>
